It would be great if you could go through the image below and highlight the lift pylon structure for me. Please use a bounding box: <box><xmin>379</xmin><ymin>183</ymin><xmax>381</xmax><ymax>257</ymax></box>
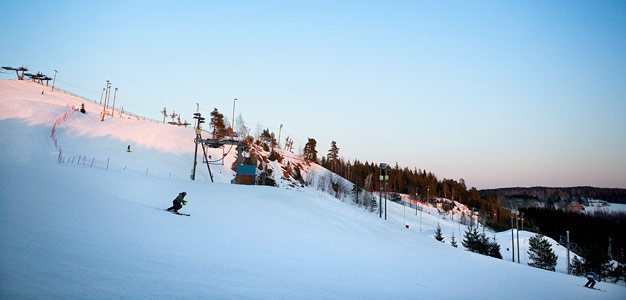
<box><xmin>191</xmin><ymin>112</ymin><xmax>247</xmax><ymax>183</ymax></box>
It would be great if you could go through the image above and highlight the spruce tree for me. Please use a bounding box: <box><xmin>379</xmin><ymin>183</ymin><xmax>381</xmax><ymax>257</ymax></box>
<box><xmin>486</xmin><ymin>235</ymin><xmax>502</xmax><ymax>259</ymax></box>
<box><xmin>327</xmin><ymin>141</ymin><xmax>340</xmax><ymax>173</ymax></box>
<box><xmin>450</xmin><ymin>233</ymin><xmax>458</xmax><ymax>248</ymax></box>
<box><xmin>260</xmin><ymin>129</ymin><xmax>277</xmax><ymax>148</ymax></box>
<box><xmin>528</xmin><ymin>233</ymin><xmax>558</xmax><ymax>271</ymax></box>
<box><xmin>461</xmin><ymin>226</ymin><xmax>501</xmax><ymax>258</ymax></box>
<box><xmin>571</xmin><ymin>256</ymin><xmax>586</xmax><ymax>276</ymax></box>
<box><xmin>434</xmin><ymin>223</ymin><xmax>444</xmax><ymax>242</ymax></box>
<box><xmin>303</xmin><ymin>138</ymin><xmax>318</xmax><ymax>162</ymax></box>
<box><xmin>210</xmin><ymin>108</ymin><xmax>227</xmax><ymax>138</ymax></box>
<box><xmin>462</xmin><ymin>225</ymin><xmax>480</xmax><ymax>252</ymax></box>
<box><xmin>366</xmin><ymin>193</ymin><xmax>378</xmax><ymax>212</ymax></box>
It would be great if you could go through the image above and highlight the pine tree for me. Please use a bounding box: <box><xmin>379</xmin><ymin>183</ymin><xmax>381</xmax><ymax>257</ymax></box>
<box><xmin>434</xmin><ymin>223</ymin><xmax>444</xmax><ymax>242</ymax></box>
<box><xmin>450</xmin><ymin>233</ymin><xmax>458</xmax><ymax>248</ymax></box>
<box><xmin>303</xmin><ymin>138</ymin><xmax>318</xmax><ymax>162</ymax></box>
<box><xmin>365</xmin><ymin>192</ymin><xmax>378</xmax><ymax>212</ymax></box>
<box><xmin>571</xmin><ymin>256</ymin><xmax>586</xmax><ymax>276</ymax></box>
<box><xmin>486</xmin><ymin>235</ymin><xmax>502</xmax><ymax>259</ymax></box>
<box><xmin>210</xmin><ymin>108</ymin><xmax>227</xmax><ymax>138</ymax></box>
<box><xmin>528</xmin><ymin>233</ymin><xmax>558</xmax><ymax>271</ymax></box>
<box><xmin>260</xmin><ymin>129</ymin><xmax>277</xmax><ymax>148</ymax></box>
<box><xmin>462</xmin><ymin>226</ymin><xmax>501</xmax><ymax>259</ymax></box>
<box><xmin>462</xmin><ymin>225</ymin><xmax>480</xmax><ymax>252</ymax></box>
<box><xmin>327</xmin><ymin>141</ymin><xmax>340</xmax><ymax>173</ymax></box>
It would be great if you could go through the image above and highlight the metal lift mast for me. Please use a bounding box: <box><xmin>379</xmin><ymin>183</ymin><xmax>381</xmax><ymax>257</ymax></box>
<box><xmin>191</xmin><ymin>112</ymin><xmax>247</xmax><ymax>183</ymax></box>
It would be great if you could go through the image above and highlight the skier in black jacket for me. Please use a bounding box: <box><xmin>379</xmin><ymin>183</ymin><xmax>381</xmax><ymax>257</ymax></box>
<box><xmin>167</xmin><ymin>192</ymin><xmax>187</xmax><ymax>213</ymax></box>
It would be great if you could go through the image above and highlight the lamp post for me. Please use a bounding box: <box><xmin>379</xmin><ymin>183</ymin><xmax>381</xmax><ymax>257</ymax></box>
<box><xmin>516</xmin><ymin>209</ymin><xmax>520</xmax><ymax>263</ymax></box>
<box><xmin>232</xmin><ymin>98</ymin><xmax>237</xmax><ymax>137</ymax></box>
<box><xmin>111</xmin><ymin>88</ymin><xmax>118</xmax><ymax>117</ymax></box>
<box><xmin>511</xmin><ymin>208</ymin><xmax>516</xmax><ymax>263</ymax></box>
<box><xmin>420</xmin><ymin>199</ymin><xmax>424</xmax><ymax>231</ymax></box>
<box><xmin>278</xmin><ymin>124</ymin><xmax>283</xmax><ymax>149</ymax></box>
<box><xmin>378</xmin><ymin>163</ymin><xmax>389</xmax><ymax>220</ymax></box>
<box><xmin>566</xmin><ymin>231</ymin><xmax>570</xmax><ymax>274</ymax></box>
<box><xmin>101</xmin><ymin>80</ymin><xmax>110</xmax><ymax>122</ymax></box>
<box><xmin>105</xmin><ymin>81</ymin><xmax>111</xmax><ymax>110</ymax></box>
<box><xmin>385</xmin><ymin>179</ymin><xmax>388</xmax><ymax>220</ymax></box>
<box><xmin>403</xmin><ymin>196</ymin><xmax>406</xmax><ymax>227</ymax></box>
<box><xmin>99</xmin><ymin>88</ymin><xmax>105</xmax><ymax>105</ymax></box>
<box><xmin>191</xmin><ymin>112</ymin><xmax>205</xmax><ymax>180</ymax></box>
<box><xmin>415</xmin><ymin>188</ymin><xmax>419</xmax><ymax>216</ymax></box>
<box><xmin>51</xmin><ymin>70</ymin><xmax>58</xmax><ymax>92</ymax></box>
<box><xmin>379</xmin><ymin>184</ymin><xmax>382</xmax><ymax>218</ymax></box>
<box><xmin>379</xmin><ymin>163</ymin><xmax>388</xmax><ymax>219</ymax></box>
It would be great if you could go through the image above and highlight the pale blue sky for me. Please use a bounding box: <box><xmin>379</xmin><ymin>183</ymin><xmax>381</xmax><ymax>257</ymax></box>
<box><xmin>2</xmin><ymin>0</ymin><xmax>625</xmax><ymax>189</ymax></box>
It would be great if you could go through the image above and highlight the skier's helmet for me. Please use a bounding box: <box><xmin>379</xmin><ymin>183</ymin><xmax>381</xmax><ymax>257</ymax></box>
<box><xmin>182</xmin><ymin>192</ymin><xmax>187</xmax><ymax>196</ymax></box>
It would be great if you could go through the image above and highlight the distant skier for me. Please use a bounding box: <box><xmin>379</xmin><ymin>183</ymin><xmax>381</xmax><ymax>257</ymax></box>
<box><xmin>584</xmin><ymin>270</ymin><xmax>599</xmax><ymax>288</ymax></box>
<box><xmin>167</xmin><ymin>192</ymin><xmax>187</xmax><ymax>213</ymax></box>
<box><xmin>127</xmin><ymin>145</ymin><xmax>131</xmax><ymax>152</ymax></box>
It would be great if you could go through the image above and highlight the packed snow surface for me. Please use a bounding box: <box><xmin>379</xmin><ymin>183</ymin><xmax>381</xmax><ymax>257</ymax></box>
<box><xmin>1</xmin><ymin>80</ymin><xmax>624</xmax><ymax>299</ymax></box>
<box><xmin>583</xmin><ymin>199</ymin><xmax>626</xmax><ymax>215</ymax></box>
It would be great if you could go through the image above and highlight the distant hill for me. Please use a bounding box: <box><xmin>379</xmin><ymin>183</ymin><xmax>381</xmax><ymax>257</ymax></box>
<box><xmin>479</xmin><ymin>186</ymin><xmax>626</xmax><ymax>205</ymax></box>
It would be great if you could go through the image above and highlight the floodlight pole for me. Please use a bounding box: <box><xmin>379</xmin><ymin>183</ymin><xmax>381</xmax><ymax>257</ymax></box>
<box><xmin>101</xmin><ymin>80</ymin><xmax>110</xmax><ymax>122</ymax></box>
<box><xmin>379</xmin><ymin>180</ymin><xmax>382</xmax><ymax>218</ymax></box>
<box><xmin>105</xmin><ymin>81</ymin><xmax>111</xmax><ymax>110</ymax></box>
<box><xmin>192</xmin><ymin>125</ymin><xmax>199</xmax><ymax>180</ymax></box>
<box><xmin>511</xmin><ymin>209</ymin><xmax>515</xmax><ymax>262</ymax></box>
<box><xmin>111</xmin><ymin>88</ymin><xmax>118</xmax><ymax>117</ymax></box>
<box><xmin>566</xmin><ymin>231</ymin><xmax>571</xmax><ymax>274</ymax></box>
<box><xmin>516</xmin><ymin>208</ymin><xmax>520</xmax><ymax>263</ymax></box>
<box><xmin>191</xmin><ymin>112</ymin><xmax>204</xmax><ymax>180</ymax></box>
<box><xmin>232</xmin><ymin>98</ymin><xmax>237</xmax><ymax>137</ymax></box>
<box><xmin>51</xmin><ymin>70</ymin><xmax>58</xmax><ymax>92</ymax></box>
<box><xmin>379</xmin><ymin>163</ymin><xmax>388</xmax><ymax>220</ymax></box>
<box><xmin>420</xmin><ymin>199</ymin><xmax>423</xmax><ymax>231</ymax></box>
<box><xmin>385</xmin><ymin>179</ymin><xmax>389</xmax><ymax>220</ymax></box>
<box><xmin>193</xmin><ymin>103</ymin><xmax>199</xmax><ymax>128</ymax></box>
<box><xmin>379</xmin><ymin>163</ymin><xmax>386</xmax><ymax>219</ymax></box>
<box><xmin>278</xmin><ymin>124</ymin><xmax>283</xmax><ymax>149</ymax></box>
<box><xmin>99</xmin><ymin>88</ymin><xmax>105</xmax><ymax>105</ymax></box>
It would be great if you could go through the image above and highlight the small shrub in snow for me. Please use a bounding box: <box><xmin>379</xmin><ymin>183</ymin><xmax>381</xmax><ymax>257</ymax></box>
<box><xmin>390</xmin><ymin>193</ymin><xmax>401</xmax><ymax>203</ymax></box>
<box><xmin>434</xmin><ymin>223</ymin><xmax>444</xmax><ymax>242</ymax></box>
<box><xmin>450</xmin><ymin>234</ymin><xmax>458</xmax><ymax>248</ymax></box>
<box><xmin>268</xmin><ymin>149</ymin><xmax>283</xmax><ymax>162</ymax></box>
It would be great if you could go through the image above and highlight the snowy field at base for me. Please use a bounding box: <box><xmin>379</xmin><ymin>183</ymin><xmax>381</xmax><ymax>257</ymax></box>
<box><xmin>583</xmin><ymin>200</ymin><xmax>626</xmax><ymax>215</ymax></box>
<box><xmin>1</xmin><ymin>79</ymin><xmax>625</xmax><ymax>299</ymax></box>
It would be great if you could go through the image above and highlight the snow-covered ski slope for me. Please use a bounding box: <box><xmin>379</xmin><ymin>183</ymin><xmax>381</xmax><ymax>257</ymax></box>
<box><xmin>1</xmin><ymin>79</ymin><xmax>624</xmax><ymax>299</ymax></box>
<box><xmin>583</xmin><ymin>199</ymin><xmax>626</xmax><ymax>215</ymax></box>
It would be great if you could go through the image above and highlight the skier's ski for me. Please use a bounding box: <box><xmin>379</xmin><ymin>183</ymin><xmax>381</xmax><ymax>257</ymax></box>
<box><xmin>582</xmin><ymin>286</ymin><xmax>606</xmax><ymax>292</ymax></box>
<box><xmin>164</xmin><ymin>209</ymin><xmax>190</xmax><ymax>216</ymax></box>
